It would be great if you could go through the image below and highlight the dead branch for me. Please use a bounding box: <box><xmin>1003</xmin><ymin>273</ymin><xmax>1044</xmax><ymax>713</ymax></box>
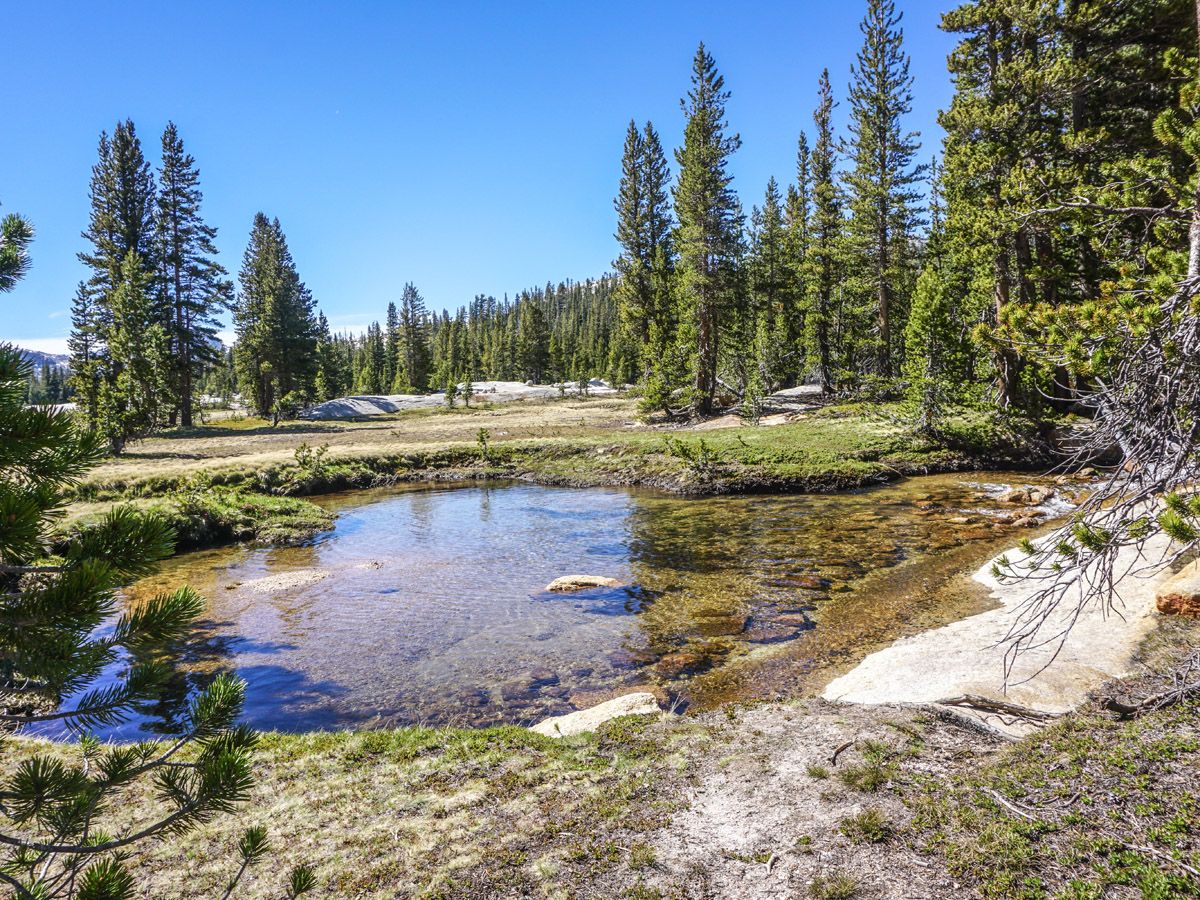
<box><xmin>937</xmin><ymin>694</ymin><xmax>1062</xmax><ymax>723</ymax></box>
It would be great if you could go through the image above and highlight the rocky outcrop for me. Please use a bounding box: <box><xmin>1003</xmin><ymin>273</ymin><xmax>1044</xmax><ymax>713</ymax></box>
<box><xmin>545</xmin><ymin>575</ymin><xmax>624</xmax><ymax>592</ymax></box>
<box><xmin>529</xmin><ymin>691</ymin><xmax>663</xmax><ymax>737</ymax></box>
<box><xmin>1156</xmin><ymin>561</ymin><xmax>1200</xmax><ymax>617</ymax></box>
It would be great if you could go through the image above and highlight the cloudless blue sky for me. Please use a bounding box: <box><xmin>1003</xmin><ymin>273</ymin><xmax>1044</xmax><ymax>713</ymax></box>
<box><xmin>3</xmin><ymin>1</ymin><xmax>959</xmax><ymax>353</ymax></box>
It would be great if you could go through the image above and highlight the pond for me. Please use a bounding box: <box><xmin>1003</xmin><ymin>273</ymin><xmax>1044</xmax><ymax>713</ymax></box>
<box><xmin>42</xmin><ymin>474</ymin><xmax>1075</xmax><ymax>740</ymax></box>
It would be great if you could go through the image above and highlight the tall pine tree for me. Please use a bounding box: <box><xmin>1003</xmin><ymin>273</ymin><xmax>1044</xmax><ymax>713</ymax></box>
<box><xmin>233</xmin><ymin>214</ymin><xmax>319</xmax><ymax>419</ymax></box>
<box><xmin>806</xmin><ymin>70</ymin><xmax>843</xmax><ymax>392</ymax></box>
<box><xmin>155</xmin><ymin>122</ymin><xmax>231</xmax><ymax>427</ymax></box>
<box><xmin>845</xmin><ymin>0</ymin><xmax>925</xmax><ymax>378</ymax></box>
<box><xmin>673</xmin><ymin>43</ymin><xmax>744</xmax><ymax>415</ymax></box>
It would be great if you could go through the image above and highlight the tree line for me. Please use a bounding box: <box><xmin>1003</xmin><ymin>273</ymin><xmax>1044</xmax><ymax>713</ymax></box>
<box><xmin>63</xmin><ymin>0</ymin><xmax>1200</xmax><ymax>448</ymax></box>
<box><xmin>612</xmin><ymin>0</ymin><xmax>1197</xmax><ymax>427</ymax></box>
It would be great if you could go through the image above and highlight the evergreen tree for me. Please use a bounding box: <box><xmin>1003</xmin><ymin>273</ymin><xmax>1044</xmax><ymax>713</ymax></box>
<box><xmin>613</xmin><ymin>119</ymin><xmax>675</xmax><ymax>390</ymax></box>
<box><xmin>806</xmin><ymin>69</ymin><xmax>843</xmax><ymax>391</ymax></box>
<box><xmin>315</xmin><ymin>313</ymin><xmax>350</xmax><ymax>401</ymax></box>
<box><xmin>97</xmin><ymin>252</ymin><xmax>169</xmax><ymax>453</ymax></box>
<box><xmin>517</xmin><ymin>300</ymin><xmax>551</xmax><ymax>382</ymax></box>
<box><xmin>0</xmin><ymin>206</ymin><xmax>314</xmax><ymax>899</ymax></box>
<box><xmin>74</xmin><ymin>120</ymin><xmax>161</xmax><ymax>446</ymax></box>
<box><xmin>745</xmin><ymin>177</ymin><xmax>791</xmax><ymax>391</ymax></box>
<box><xmin>233</xmin><ymin>214</ymin><xmax>319</xmax><ymax>419</ymax></box>
<box><xmin>155</xmin><ymin>122</ymin><xmax>231</xmax><ymax>427</ymax></box>
<box><xmin>844</xmin><ymin>0</ymin><xmax>925</xmax><ymax>378</ymax></box>
<box><xmin>783</xmin><ymin>132</ymin><xmax>813</xmax><ymax>383</ymax></box>
<box><xmin>0</xmin><ymin>203</ymin><xmax>33</xmax><ymax>292</ymax></box>
<box><xmin>397</xmin><ymin>282</ymin><xmax>431</xmax><ymax>390</ymax></box>
<box><xmin>673</xmin><ymin>43</ymin><xmax>744</xmax><ymax>415</ymax></box>
<box><xmin>67</xmin><ymin>284</ymin><xmax>102</xmax><ymax>428</ymax></box>
<box><xmin>78</xmin><ymin>121</ymin><xmax>158</xmax><ymax>304</ymax></box>
<box><xmin>385</xmin><ymin>301</ymin><xmax>401</xmax><ymax>390</ymax></box>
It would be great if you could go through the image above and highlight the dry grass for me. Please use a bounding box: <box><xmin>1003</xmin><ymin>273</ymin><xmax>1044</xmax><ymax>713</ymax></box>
<box><xmin>87</xmin><ymin>398</ymin><xmax>638</xmax><ymax>487</ymax></box>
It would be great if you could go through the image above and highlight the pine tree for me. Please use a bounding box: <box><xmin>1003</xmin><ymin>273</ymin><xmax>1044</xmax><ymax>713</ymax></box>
<box><xmin>67</xmin><ymin>284</ymin><xmax>102</xmax><ymax>428</ymax></box>
<box><xmin>78</xmin><ymin>121</ymin><xmax>158</xmax><ymax>303</ymax></box>
<box><xmin>397</xmin><ymin>283</ymin><xmax>431</xmax><ymax>391</ymax></box>
<box><xmin>783</xmin><ymin>132</ymin><xmax>813</xmax><ymax>383</ymax></box>
<box><xmin>0</xmin><ymin>203</ymin><xmax>33</xmax><ymax>292</ymax></box>
<box><xmin>97</xmin><ymin>252</ymin><xmax>169</xmax><ymax>453</ymax></box>
<box><xmin>845</xmin><ymin>0</ymin><xmax>925</xmax><ymax>378</ymax></box>
<box><xmin>517</xmin><ymin>300</ymin><xmax>551</xmax><ymax>382</ymax></box>
<box><xmin>613</xmin><ymin>120</ymin><xmax>675</xmax><ymax>389</ymax></box>
<box><xmin>673</xmin><ymin>43</ymin><xmax>744</xmax><ymax>415</ymax></box>
<box><xmin>746</xmin><ymin>177</ymin><xmax>791</xmax><ymax>392</ymax></box>
<box><xmin>155</xmin><ymin>122</ymin><xmax>231</xmax><ymax>427</ymax></box>
<box><xmin>385</xmin><ymin>301</ymin><xmax>401</xmax><ymax>390</ymax></box>
<box><xmin>233</xmin><ymin>214</ymin><xmax>319</xmax><ymax>419</ymax></box>
<box><xmin>75</xmin><ymin>120</ymin><xmax>161</xmax><ymax>446</ymax></box>
<box><xmin>806</xmin><ymin>69</ymin><xmax>843</xmax><ymax>392</ymax></box>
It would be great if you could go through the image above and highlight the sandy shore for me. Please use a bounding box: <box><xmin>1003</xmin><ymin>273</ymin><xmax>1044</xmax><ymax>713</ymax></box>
<box><xmin>822</xmin><ymin>532</ymin><xmax>1174</xmax><ymax>736</ymax></box>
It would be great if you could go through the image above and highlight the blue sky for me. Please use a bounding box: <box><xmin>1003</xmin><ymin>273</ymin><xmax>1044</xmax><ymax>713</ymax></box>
<box><xmin>2</xmin><ymin>1</ymin><xmax>958</xmax><ymax>353</ymax></box>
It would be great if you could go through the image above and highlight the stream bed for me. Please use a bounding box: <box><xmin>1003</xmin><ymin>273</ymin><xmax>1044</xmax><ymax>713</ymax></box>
<box><xmin>45</xmin><ymin>473</ymin><xmax>1079</xmax><ymax>740</ymax></box>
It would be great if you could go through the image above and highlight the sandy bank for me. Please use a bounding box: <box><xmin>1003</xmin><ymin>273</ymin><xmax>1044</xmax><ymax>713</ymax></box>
<box><xmin>822</xmin><ymin>533</ymin><xmax>1174</xmax><ymax>736</ymax></box>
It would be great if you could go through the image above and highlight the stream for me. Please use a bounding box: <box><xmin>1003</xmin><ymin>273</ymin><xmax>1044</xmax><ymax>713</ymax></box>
<box><xmin>39</xmin><ymin>473</ymin><xmax>1078</xmax><ymax>740</ymax></box>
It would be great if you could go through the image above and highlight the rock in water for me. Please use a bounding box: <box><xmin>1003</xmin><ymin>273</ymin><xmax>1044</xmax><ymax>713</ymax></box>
<box><xmin>1156</xmin><ymin>561</ymin><xmax>1200</xmax><ymax>617</ymax></box>
<box><xmin>545</xmin><ymin>575</ymin><xmax>624</xmax><ymax>592</ymax></box>
<box><xmin>530</xmin><ymin>691</ymin><xmax>662</xmax><ymax>738</ymax></box>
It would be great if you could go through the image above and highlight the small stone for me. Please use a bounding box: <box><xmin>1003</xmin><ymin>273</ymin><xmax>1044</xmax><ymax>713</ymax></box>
<box><xmin>607</xmin><ymin>648</ymin><xmax>657</xmax><ymax>670</ymax></box>
<box><xmin>744</xmin><ymin>624</ymin><xmax>799</xmax><ymax>644</ymax></box>
<box><xmin>1156</xmin><ymin>561</ymin><xmax>1200</xmax><ymax>617</ymax></box>
<box><xmin>567</xmin><ymin>684</ymin><xmax>670</xmax><ymax>712</ymax></box>
<box><xmin>946</xmin><ymin>515</ymin><xmax>972</xmax><ymax>525</ymax></box>
<box><xmin>500</xmin><ymin>681</ymin><xmax>533</xmax><ymax>702</ymax></box>
<box><xmin>545</xmin><ymin>575</ymin><xmax>624</xmax><ymax>592</ymax></box>
<box><xmin>789</xmin><ymin>574</ymin><xmax>830</xmax><ymax>590</ymax></box>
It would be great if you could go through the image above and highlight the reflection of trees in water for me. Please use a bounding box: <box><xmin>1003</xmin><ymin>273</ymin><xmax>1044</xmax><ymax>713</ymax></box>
<box><xmin>624</xmin><ymin>496</ymin><xmax>788</xmax><ymax>581</ymax></box>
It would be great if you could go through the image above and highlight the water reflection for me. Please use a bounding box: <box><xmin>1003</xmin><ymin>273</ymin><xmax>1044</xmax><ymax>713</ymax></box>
<box><xmin>40</xmin><ymin>474</ymin><xmax>1072</xmax><ymax>740</ymax></box>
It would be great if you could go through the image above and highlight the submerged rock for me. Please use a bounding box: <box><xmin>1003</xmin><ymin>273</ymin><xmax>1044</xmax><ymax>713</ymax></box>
<box><xmin>545</xmin><ymin>575</ymin><xmax>624</xmax><ymax>592</ymax></box>
<box><xmin>694</xmin><ymin>615</ymin><xmax>748</xmax><ymax>637</ymax></box>
<box><xmin>240</xmin><ymin>569</ymin><xmax>330</xmax><ymax>594</ymax></box>
<box><xmin>530</xmin><ymin>691</ymin><xmax>663</xmax><ymax>737</ymax></box>
<box><xmin>1157</xmin><ymin>561</ymin><xmax>1200</xmax><ymax>617</ymax></box>
<box><xmin>654</xmin><ymin>649</ymin><xmax>707</xmax><ymax>677</ymax></box>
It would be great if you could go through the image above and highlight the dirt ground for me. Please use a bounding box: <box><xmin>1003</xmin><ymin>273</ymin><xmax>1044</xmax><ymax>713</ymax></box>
<box><xmin>88</xmin><ymin>397</ymin><xmax>640</xmax><ymax>485</ymax></box>
<box><xmin>645</xmin><ymin>700</ymin><xmax>993</xmax><ymax>899</ymax></box>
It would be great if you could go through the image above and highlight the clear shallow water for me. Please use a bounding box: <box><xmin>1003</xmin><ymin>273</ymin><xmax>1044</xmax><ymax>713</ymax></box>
<box><xmin>42</xmin><ymin>474</ymin><xmax>1070</xmax><ymax>740</ymax></box>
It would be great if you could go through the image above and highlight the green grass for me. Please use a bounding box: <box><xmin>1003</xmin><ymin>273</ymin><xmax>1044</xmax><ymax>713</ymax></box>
<box><xmin>837</xmin><ymin>739</ymin><xmax>900</xmax><ymax>792</ymax></box>
<box><xmin>839</xmin><ymin>807</ymin><xmax>893</xmax><ymax>844</ymax></box>
<box><xmin>912</xmin><ymin>691</ymin><xmax>1200</xmax><ymax>898</ymax></box>
<box><xmin>809</xmin><ymin>870</ymin><xmax>860</xmax><ymax>899</ymax></box>
<box><xmin>74</xmin><ymin>402</ymin><xmax>1050</xmax><ymax>505</ymax></box>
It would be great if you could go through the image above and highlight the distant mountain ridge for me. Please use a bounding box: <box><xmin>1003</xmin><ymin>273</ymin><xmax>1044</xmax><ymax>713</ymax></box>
<box><xmin>17</xmin><ymin>348</ymin><xmax>71</xmax><ymax>370</ymax></box>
